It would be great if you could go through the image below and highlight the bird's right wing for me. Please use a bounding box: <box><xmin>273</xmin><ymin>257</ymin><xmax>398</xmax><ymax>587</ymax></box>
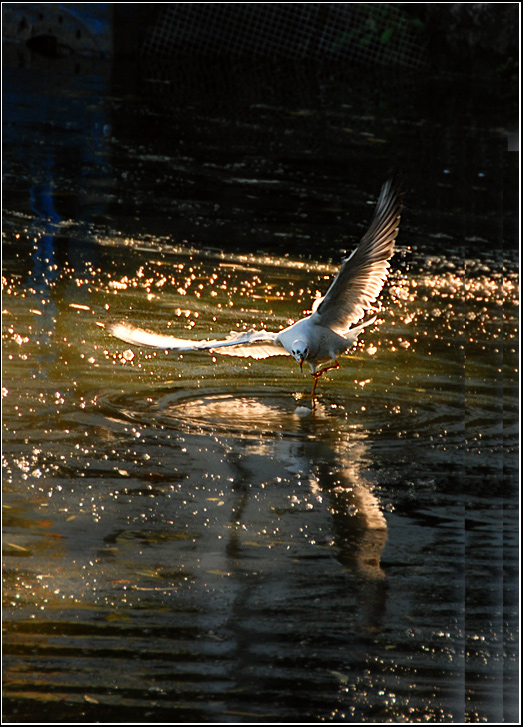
<box><xmin>311</xmin><ymin>179</ymin><xmax>403</xmax><ymax>335</ymax></box>
<box><xmin>104</xmin><ymin>321</ymin><xmax>289</xmax><ymax>359</ymax></box>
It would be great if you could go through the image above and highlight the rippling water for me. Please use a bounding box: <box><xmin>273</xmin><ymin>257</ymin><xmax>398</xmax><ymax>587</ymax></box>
<box><xmin>2</xmin><ymin>52</ymin><xmax>518</xmax><ymax>722</ymax></box>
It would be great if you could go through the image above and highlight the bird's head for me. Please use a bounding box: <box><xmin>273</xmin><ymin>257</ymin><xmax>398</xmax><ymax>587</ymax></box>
<box><xmin>291</xmin><ymin>341</ymin><xmax>309</xmax><ymax>370</ymax></box>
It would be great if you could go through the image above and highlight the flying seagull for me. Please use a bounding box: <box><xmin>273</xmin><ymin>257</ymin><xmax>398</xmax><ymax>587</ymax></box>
<box><xmin>106</xmin><ymin>180</ymin><xmax>403</xmax><ymax>400</ymax></box>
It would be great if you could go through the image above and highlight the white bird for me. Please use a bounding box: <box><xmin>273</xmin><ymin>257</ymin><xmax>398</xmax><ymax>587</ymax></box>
<box><xmin>106</xmin><ymin>180</ymin><xmax>403</xmax><ymax>400</ymax></box>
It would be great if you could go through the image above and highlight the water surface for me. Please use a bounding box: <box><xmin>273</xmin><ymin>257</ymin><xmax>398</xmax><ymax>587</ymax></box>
<box><xmin>2</xmin><ymin>53</ymin><xmax>518</xmax><ymax>722</ymax></box>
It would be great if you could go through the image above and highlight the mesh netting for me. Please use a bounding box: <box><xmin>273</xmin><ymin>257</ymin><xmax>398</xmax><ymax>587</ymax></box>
<box><xmin>142</xmin><ymin>4</ymin><xmax>427</xmax><ymax>69</ymax></box>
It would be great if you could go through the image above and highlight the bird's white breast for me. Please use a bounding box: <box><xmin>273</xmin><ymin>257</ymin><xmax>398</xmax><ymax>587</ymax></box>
<box><xmin>276</xmin><ymin>317</ymin><xmax>350</xmax><ymax>364</ymax></box>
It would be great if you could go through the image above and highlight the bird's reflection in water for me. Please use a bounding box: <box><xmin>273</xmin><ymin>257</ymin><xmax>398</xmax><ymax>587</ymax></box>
<box><xmin>156</xmin><ymin>387</ymin><xmax>389</xmax><ymax>631</ymax></box>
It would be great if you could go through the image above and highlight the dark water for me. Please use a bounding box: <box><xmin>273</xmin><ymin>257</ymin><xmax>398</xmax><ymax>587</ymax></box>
<box><xmin>2</xmin><ymin>49</ymin><xmax>519</xmax><ymax>723</ymax></box>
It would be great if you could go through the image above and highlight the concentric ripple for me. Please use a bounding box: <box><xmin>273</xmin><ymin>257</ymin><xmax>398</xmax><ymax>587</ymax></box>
<box><xmin>97</xmin><ymin>384</ymin><xmax>347</xmax><ymax>440</ymax></box>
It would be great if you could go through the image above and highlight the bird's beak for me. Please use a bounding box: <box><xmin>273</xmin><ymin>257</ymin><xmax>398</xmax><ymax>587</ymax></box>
<box><xmin>299</xmin><ymin>356</ymin><xmax>304</xmax><ymax>371</ymax></box>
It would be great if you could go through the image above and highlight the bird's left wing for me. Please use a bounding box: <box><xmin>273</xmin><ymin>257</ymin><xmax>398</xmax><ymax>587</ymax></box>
<box><xmin>312</xmin><ymin>179</ymin><xmax>403</xmax><ymax>335</ymax></box>
<box><xmin>104</xmin><ymin>321</ymin><xmax>289</xmax><ymax>359</ymax></box>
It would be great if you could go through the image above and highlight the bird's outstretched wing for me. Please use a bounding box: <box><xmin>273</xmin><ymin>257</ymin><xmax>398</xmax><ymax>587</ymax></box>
<box><xmin>312</xmin><ymin>179</ymin><xmax>403</xmax><ymax>335</ymax></box>
<box><xmin>105</xmin><ymin>321</ymin><xmax>289</xmax><ymax>360</ymax></box>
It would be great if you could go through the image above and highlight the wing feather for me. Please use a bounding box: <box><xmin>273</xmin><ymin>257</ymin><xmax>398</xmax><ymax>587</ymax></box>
<box><xmin>105</xmin><ymin>321</ymin><xmax>285</xmax><ymax>359</ymax></box>
<box><xmin>313</xmin><ymin>179</ymin><xmax>403</xmax><ymax>334</ymax></box>
<box><xmin>217</xmin><ymin>343</ymin><xmax>290</xmax><ymax>359</ymax></box>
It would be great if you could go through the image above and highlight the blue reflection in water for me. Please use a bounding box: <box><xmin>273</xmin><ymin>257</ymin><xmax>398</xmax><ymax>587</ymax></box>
<box><xmin>3</xmin><ymin>57</ymin><xmax>113</xmax><ymax>336</ymax></box>
<box><xmin>29</xmin><ymin>153</ymin><xmax>60</xmax><ymax>287</ymax></box>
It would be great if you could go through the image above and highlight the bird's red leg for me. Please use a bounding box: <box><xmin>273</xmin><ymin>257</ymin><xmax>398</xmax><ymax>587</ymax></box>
<box><xmin>311</xmin><ymin>372</ymin><xmax>321</xmax><ymax>401</ymax></box>
<box><xmin>319</xmin><ymin>360</ymin><xmax>340</xmax><ymax>376</ymax></box>
<box><xmin>310</xmin><ymin>360</ymin><xmax>340</xmax><ymax>404</ymax></box>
